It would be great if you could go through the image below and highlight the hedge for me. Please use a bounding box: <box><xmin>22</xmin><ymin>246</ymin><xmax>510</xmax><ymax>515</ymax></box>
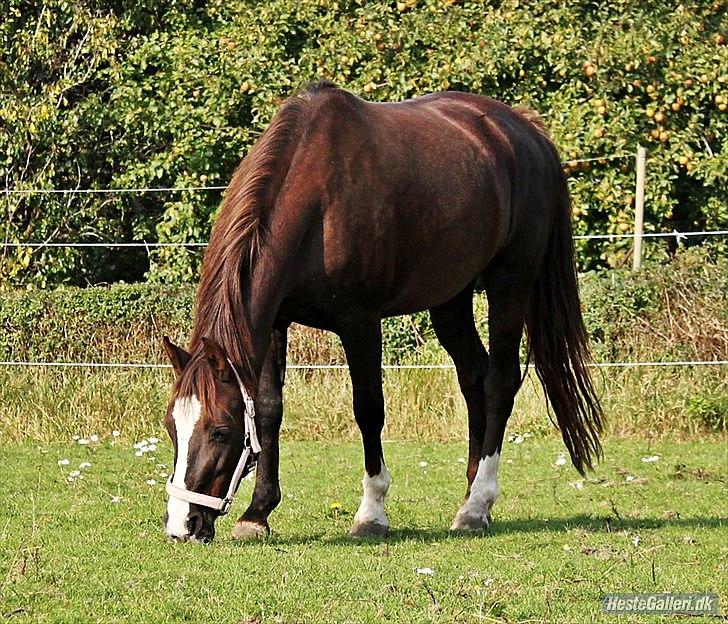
<box><xmin>1</xmin><ymin>247</ymin><xmax>724</xmax><ymax>366</ymax></box>
<box><xmin>1</xmin><ymin>0</ymin><xmax>726</xmax><ymax>286</ymax></box>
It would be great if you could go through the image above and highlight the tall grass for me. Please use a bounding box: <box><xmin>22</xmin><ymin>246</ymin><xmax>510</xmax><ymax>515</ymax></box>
<box><xmin>0</xmin><ymin>247</ymin><xmax>725</xmax><ymax>444</ymax></box>
<box><xmin>0</xmin><ymin>364</ymin><xmax>724</xmax><ymax>445</ymax></box>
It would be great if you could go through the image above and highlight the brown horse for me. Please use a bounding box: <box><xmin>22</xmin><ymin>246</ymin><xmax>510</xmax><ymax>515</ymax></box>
<box><xmin>162</xmin><ymin>82</ymin><xmax>602</xmax><ymax>543</ymax></box>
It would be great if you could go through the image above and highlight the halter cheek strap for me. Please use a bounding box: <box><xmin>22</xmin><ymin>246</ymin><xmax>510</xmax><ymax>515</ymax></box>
<box><xmin>165</xmin><ymin>358</ymin><xmax>261</xmax><ymax>516</ymax></box>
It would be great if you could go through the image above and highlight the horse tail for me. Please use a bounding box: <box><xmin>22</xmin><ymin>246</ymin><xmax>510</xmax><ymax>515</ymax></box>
<box><xmin>525</xmin><ymin>167</ymin><xmax>604</xmax><ymax>475</ymax></box>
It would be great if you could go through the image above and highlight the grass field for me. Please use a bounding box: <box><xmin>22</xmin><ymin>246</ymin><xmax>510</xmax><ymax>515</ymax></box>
<box><xmin>0</xmin><ymin>365</ymin><xmax>725</xmax><ymax>445</ymax></box>
<box><xmin>1</xmin><ymin>436</ymin><xmax>725</xmax><ymax>623</ymax></box>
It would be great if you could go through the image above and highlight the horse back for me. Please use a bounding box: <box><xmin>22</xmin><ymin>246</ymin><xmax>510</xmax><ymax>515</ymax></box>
<box><xmin>272</xmin><ymin>86</ymin><xmax>564</xmax><ymax>320</ymax></box>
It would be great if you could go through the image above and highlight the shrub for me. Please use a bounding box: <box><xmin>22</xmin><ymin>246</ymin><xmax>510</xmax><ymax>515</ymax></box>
<box><xmin>1</xmin><ymin>247</ymin><xmax>724</xmax><ymax>370</ymax></box>
<box><xmin>1</xmin><ymin>0</ymin><xmax>725</xmax><ymax>286</ymax></box>
<box><xmin>687</xmin><ymin>394</ymin><xmax>728</xmax><ymax>432</ymax></box>
<box><xmin>0</xmin><ymin>283</ymin><xmax>194</xmax><ymax>364</ymax></box>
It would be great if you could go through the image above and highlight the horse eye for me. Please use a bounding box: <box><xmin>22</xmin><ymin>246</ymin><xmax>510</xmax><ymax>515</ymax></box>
<box><xmin>210</xmin><ymin>427</ymin><xmax>231</xmax><ymax>442</ymax></box>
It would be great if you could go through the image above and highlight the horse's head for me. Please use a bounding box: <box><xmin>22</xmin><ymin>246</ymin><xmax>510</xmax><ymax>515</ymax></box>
<box><xmin>161</xmin><ymin>336</ymin><xmax>256</xmax><ymax>543</ymax></box>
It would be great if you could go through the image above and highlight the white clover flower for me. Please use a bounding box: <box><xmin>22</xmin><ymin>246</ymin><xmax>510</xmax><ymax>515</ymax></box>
<box><xmin>522</xmin><ymin>432</ymin><xmax>533</xmax><ymax>439</ymax></box>
<box><xmin>146</xmin><ymin>479</ymin><xmax>157</xmax><ymax>486</ymax></box>
<box><xmin>135</xmin><ymin>451</ymin><xmax>143</xmax><ymax>457</ymax></box>
<box><xmin>147</xmin><ymin>444</ymin><xmax>157</xmax><ymax>452</ymax></box>
<box><xmin>512</xmin><ymin>435</ymin><xmax>524</xmax><ymax>444</ymax></box>
<box><xmin>110</xmin><ymin>496</ymin><xmax>121</xmax><ymax>503</ymax></box>
<box><xmin>69</xmin><ymin>470</ymin><xmax>81</xmax><ymax>478</ymax></box>
<box><xmin>89</xmin><ymin>434</ymin><xmax>99</xmax><ymax>443</ymax></box>
<box><xmin>555</xmin><ymin>454</ymin><xmax>567</xmax><ymax>467</ymax></box>
<box><xmin>77</xmin><ymin>438</ymin><xmax>89</xmax><ymax>445</ymax></box>
<box><xmin>79</xmin><ymin>462</ymin><xmax>91</xmax><ymax>469</ymax></box>
<box><xmin>415</xmin><ymin>567</ymin><xmax>435</xmax><ymax>576</ymax></box>
<box><xmin>72</xmin><ymin>435</ymin><xmax>80</xmax><ymax>441</ymax></box>
<box><xmin>641</xmin><ymin>455</ymin><xmax>660</xmax><ymax>463</ymax></box>
<box><xmin>133</xmin><ymin>442</ymin><xmax>144</xmax><ymax>449</ymax></box>
<box><xmin>58</xmin><ymin>458</ymin><xmax>70</xmax><ymax>466</ymax></box>
<box><xmin>158</xmin><ymin>472</ymin><xmax>168</xmax><ymax>479</ymax></box>
<box><xmin>147</xmin><ymin>437</ymin><xmax>160</xmax><ymax>444</ymax></box>
<box><xmin>418</xmin><ymin>461</ymin><xmax>428</xmax><ymax>468</ymax></box>
<box><xmin>112</xmin><ymin>430</ymin><xmax>121</xmax><ymax>437</ymax></box>
<box><xmin>625</xmin><ymin>475</ymin><xmax>636</xmax><ymax>482</ymax></box>
<box><xmin>457</xmin><ymin>457</ymin><xmax>466</xmax><ymax>463</ymax></box>
<box><xmin>571</xmin><ymin>480</ymin><xmax>585</xmax><ymax>490</ymax></box>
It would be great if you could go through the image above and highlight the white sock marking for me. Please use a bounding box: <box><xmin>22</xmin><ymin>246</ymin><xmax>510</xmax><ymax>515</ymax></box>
<box><xmin>453</xmin><ymin>452</ymin><xmax>500</xmax><ymax>526</ymax></box>
<box><xmin>354</xmin><ymin>460</ymin><xmax>391</xmax><ymax>527</ymax></box>
<box><xmin>165</xmin><ymin>395</ymin><xmax>201</xmax><ymax>539</ymax></box>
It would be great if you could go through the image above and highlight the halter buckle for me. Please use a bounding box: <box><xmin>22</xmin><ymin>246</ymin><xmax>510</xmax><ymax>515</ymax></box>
<box><xmin>219</xmin><ymin>497</ymin><xmax>233</xmax><ymax>515</ymax></box>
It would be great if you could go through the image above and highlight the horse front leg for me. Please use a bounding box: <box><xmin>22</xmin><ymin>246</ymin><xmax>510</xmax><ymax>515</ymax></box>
<box><xmin>232</xmin><ymin>327</ymin><xmax>288</xmax><ymax>540</ymax></box>
<box><xmin>337</xmin><ymin>313</ymin><xmax>391</xmax><ymax>537</ymax></box>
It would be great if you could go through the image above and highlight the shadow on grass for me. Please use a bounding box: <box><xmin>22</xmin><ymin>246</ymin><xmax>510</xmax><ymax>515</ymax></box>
<box><xmin>240</xmin><ymin>514</ymin><xmax>727</xmax><ymax>548</ymax></box>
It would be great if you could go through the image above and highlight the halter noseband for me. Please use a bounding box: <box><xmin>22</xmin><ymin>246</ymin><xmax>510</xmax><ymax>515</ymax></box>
<box><xmin>165</xmin><ymin>358</ymin><xmax>261</xmax><ymax>516</ymax></box>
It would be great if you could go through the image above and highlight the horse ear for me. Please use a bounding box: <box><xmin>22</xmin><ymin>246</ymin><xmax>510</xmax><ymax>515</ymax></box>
<box><xmin>201</xmin><ymin>337</ymin><xmax>231</xmax><ymax>382</ymax></box>
<box><xmin>163</xmin><ymin>336</ymin><xmax>191</xmax><ymax>377</ymax></box>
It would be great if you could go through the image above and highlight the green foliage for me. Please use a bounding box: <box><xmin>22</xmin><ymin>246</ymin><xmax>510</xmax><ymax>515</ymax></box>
<box><xmin>381</xmin><ymin>313</ymin><xmax>435</xmax><ymax>361</ymax></box>
<box><xmin>1</xmin><ymin>0</ymin><xmax>726</xmax><ymax>286</ymax></box>
<box><xmin>580</xmin><ymin>244</ymin><xmax>727</xmax><ymax>362</ymax></box>
<box><xmin>0</xmin><ymin>283</ymin><xmax>194</xmax><ymax>363</ymax></box>
<box><xmin>687</xmin><ymin>394</ymin><xmax>728</xmax><ymax>431</ymax></box>
<box><xmin>1</xmin><ymin>247</ymin><xmax>724</xmax><ymax>369</ymax></box>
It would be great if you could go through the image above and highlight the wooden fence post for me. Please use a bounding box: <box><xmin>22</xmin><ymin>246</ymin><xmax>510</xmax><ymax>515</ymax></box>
<box><xmin>632</xmin><ymin>146</ymin><xmax>647</xmax><ymax>271</ymax></box>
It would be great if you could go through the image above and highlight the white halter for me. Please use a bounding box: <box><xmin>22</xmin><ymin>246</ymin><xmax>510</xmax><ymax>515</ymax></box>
<box><xmin>165</xmin><ymin>358</ymin><xmax>261</xmax><ymax>515</ymax></box>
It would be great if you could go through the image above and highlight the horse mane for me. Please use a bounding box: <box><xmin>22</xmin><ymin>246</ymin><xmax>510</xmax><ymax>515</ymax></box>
<box><xmin>180</xmin><ymin>83</ymin><xmax>336</xmax><ymax>400</ymax></box>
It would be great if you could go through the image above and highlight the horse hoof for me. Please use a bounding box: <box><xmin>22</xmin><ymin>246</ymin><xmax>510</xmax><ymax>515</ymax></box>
<box><xmin>449</xmin><ymin>510</ymin><xmax>491</xmax><ymax>532</ymax></box>
<box><xmin>349</xmin><ymin>521</ymin><xmax>389</xmax><ymax>538</ymax></box>
<box><xmin>231</xmin><ymin>520</ymin><xmax>269</xmax><ymax>541</ymax></box>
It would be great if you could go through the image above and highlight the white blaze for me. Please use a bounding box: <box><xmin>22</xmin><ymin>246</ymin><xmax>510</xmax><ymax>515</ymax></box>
<box><xmin>353</xmin><ymin>460</ymin><xmax>391</xmax><ymax>528</ymax></box>
<box><xmin>165</xmin><ymin>395</ymin><xmax>202</xmax><ymax>538</ymax></box>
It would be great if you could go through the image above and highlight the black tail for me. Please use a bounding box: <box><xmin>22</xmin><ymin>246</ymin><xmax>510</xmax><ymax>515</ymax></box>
<box><xmin>526</xmin><ymin>173</ymin><xmax>604</xmax><ymax>475</ymax></box>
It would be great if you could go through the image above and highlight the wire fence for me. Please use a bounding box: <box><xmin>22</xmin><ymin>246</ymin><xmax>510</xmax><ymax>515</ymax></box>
<box><xmin>0</xmin><ymin>151</ymin><xmax>639</xmax><ymax>199</ymax></box>
<box><xmin>0</xmin><ymin>360</ymin><xmax>726</xmax><ymax>369</ymax></box>
<box><xmin>1</xmin><ymin>147</ymin><xmax>725</xmax><ymax>371</ymax></box>
<box><xmin>0</xmin><ymin>242</ymin><xmax>208</xmax><ymax>248</ymax></box>
<box><xmin>2</xmin><ymin>146</ymin><xmax>726</xmax><ymax>251</ymax></box>
<box><xmin>2</xmin><ymin>185</ymin><xmax>227</xmax><ymax>195</ymax></box>
<box><xmin>1</xmin><ymin>229</ymin><xmax>727</xmax><ymax>248</ymax></box>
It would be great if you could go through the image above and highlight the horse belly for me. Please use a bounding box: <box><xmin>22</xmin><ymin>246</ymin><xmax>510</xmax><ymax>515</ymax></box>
<box><xmin>380</xmin><ymin>215</ymin><xmax>496</xmax><ymax>315</ymax></box>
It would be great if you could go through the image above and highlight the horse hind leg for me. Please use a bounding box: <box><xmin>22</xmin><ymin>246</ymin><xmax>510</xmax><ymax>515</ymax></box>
<box><xmin>429</xmin><ymin>286</ymin><xmax>492</xmax><ymax>528</ymax></box>
<box><xmin>450</xmin><ymin>265</ymin><xmax>531</xmax><ymax>531</ymax></box>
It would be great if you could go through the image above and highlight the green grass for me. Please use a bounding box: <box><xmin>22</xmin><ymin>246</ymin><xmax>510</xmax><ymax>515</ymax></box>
<box><xmin>1</xmin><ymin>437</ymin><xmax>725</xmax><ymax>623</ymax></box>
<box><xmin>0</xmin><ymin>366</ymin><xmax>725</xmax><ymax>445</ymax></box>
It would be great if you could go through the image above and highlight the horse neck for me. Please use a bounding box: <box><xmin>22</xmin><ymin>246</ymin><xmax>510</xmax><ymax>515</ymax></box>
<box><xmin>244</xmin><ymin>199</ymin><xmax>312</xmax><ymax>371</ymax></box>
<box><xmin>190</xmin><ymin>199</ymin><xmax>309</xmax><ymax>391</ymax></box>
